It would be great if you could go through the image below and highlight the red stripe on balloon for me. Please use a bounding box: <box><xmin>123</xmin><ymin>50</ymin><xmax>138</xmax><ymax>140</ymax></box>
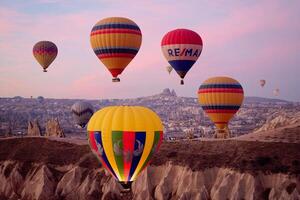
<box><xmin>108</xmin><ymin>68</ymin><xmax>125</xmax><ymax>77</ymax></box>
<box><xmin>91</xmin><ymin>29</ymin><xmax>141</xmax><ymax>36</ymax></box>
<box><xmin>89</xmin><ymin>131</ymin><xmax>97</xmax><ymax>151</ymax></box>
<box><xmin>198</xmin><ymin>89</ymin><xmax>244</xmax><ymax>93</ymax></box>
<box><xmin>97</xmin><ymin>53</ymin><xmax>135</xmax><ymax>59</ymax></box>
<box><xmin>205</xmin><ymin>109</ymin><xmax>238</xmax><ymax>113</ymax></box>
<box><xmin>122</xmin><ymin>131</ymin><xmax>135</xmax><ymax>182</ymax></box>
<box><xmin>161</xmin><ymin>29</ymin><xmax>202</xmax><ymax>45</ymax></box>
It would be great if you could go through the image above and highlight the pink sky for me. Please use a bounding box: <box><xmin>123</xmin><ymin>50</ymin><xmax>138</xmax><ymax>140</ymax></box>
<box><xmin>0</xmin><ymin>0</ymin><xmax>299</xmax><ymax>101</ymax></box>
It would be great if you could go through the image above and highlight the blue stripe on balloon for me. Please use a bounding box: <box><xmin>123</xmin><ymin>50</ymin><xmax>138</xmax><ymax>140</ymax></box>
<box><xmin>199</xmin><ymin>84</ymin><xmax>242</xmax><ymax>89</ymax></box>
<box><xmin>92</xmin><ymin>23</ymin><xmax>140</xmax><ymax>31</ymax></box>
<box><xmin>168</xmin><ymin>60</ymin><xmax>195</xmax><ymax>73</ymax></box>
<box><xmin>201</xmin><ymin>105</ymin><xmax>241</xmax><ymax>110</ymax></box>
<box><xmin>94</xmin><ymin>131</ymin><xmax>118</xmax><ymax>180</ymax></box>
<box><xmin>94</xmin><ymin>48</ymin><xmax>139</xmax><ymax>55</ymax></box>
<box><xmin>128</xmin><ymin>132</ymin><xmax>146</xmax><ymax>181</ymax></box>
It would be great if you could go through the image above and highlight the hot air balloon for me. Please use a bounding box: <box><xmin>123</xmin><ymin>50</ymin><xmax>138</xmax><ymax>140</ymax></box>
<box><xmin>33</xmin><ymin>41</ymin><xmax>58</xmax><ymax>72</ymax></box>
<box><xmin>161</xmin><ymin>29</ymin><xmax>203</xmax><ymax>85</ymax></box>
<box><xmin>198</xmin><ymin>76</ymin><xmax>244</xmax><ymax>138</ymax></box>
<box><xmin>166</xmin><ymin>65</ymin><xmax>173</xmax><ymax>74</ymax></box>
<box><xmin>37</xmin><ymin>96</ymin><xmax>44</xmax><ymax>103</ymax></box>
<box><xmin>90</xmin><ymin>17</ymin><xmax>142</xmax><ymax>82</ymax></box>
<box><xmin>87</xmin><ymin>106</ymin><xmax>163</xmax><ymax>190</ymax></box>
<box><xmin>260</xmin><ymin>79</ymin><xmax>266</xmax><ymax>87</ymax></box>
<box><xmin>71</xmin><ymin>102</ymin><xmax>94</xmax><ymax>128</ymax></box>
<box><xmin>273</xmin><ymin>88</ymin><xmax>280</xmax><ymax>96</ymax></box>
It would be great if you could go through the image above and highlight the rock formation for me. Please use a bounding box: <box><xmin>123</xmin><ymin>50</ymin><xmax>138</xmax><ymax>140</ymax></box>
<box><xmin>0</xmin><ymin>125</ymin><xmax>299</xmax><ymax>200</ymax></box>
<box><xmin>255</xmin><ymin>111</ymin><xmax>300</xmax><ymax>132</ymax></box>
<box><xmin>0</xmin><ymin>161</ymin><xmax>299</xmax><ymax>200</ymax></box>
<box><xmin>45</xmin><ymin>118</ymin><xmax>65</xmax><ymax>137</ymax></box>
<box><xmin>27</xmin><ymin>119</ymin><xmax>42</xmax><ymax>136</ymax></box>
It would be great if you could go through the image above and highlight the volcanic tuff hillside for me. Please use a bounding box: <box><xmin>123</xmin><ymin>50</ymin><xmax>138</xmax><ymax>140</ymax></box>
<box><xmin>0</xmin><ymin>124</ymin><xmax>299</xmax><ymax>200</ymax></box>
<box><xmin>1</xmin><ymin>89</ymin><xmax>299</xmax><ymax>138</ymax></box>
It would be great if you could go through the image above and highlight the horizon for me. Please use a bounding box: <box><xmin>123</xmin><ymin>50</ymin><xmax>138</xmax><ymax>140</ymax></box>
<box><xmin>1</xmin><ymin>90</ymin><xmax>294</xmax><ymax>103</ymax></box>
<box><xmin>1</xmin><ymin>0</ymin><xmax>300</xmax><ymax>101</ymax></box>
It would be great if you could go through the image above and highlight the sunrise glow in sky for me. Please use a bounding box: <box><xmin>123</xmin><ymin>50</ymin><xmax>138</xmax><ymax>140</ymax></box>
<box><xmin>0</xmin><ymin>0</ymin><xmax>299</xmax><ymax>101</ymax></box>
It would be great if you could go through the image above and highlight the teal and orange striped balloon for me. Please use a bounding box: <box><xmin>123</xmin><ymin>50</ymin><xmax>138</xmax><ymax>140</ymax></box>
<box><xmin>90</xmin><ymin>17</ymin><xmax>142</xmax><ymax>82</ymax></box>
<box><xmin>87</xmin><ymin>106</ymin><xmax>163</xmax><ymax>188</ymax></box>
<box><xmin>198</xmin><ymin>76</ymin><xmax>244</xmax><ymax>131</ymax></box>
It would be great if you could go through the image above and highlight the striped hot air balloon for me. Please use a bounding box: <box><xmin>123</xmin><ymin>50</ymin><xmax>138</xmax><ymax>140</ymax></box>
<box><xmin>90</xmin><ymin>17</ymin><xmax>142</xmax><ymax>82</ymax></box>
<box><xmin>33</xmin><ymin>41</ymin><xmax>58</xmax><ymax>72</ymax></box>
<box><xmin>87</xmin><ymin>106</ymin><xmax>163</xmax><ymax>190</ymax></box>
<box><xmin>198</xmin><ymin>77</ymin><xmax>244</xmax><ymax>138</ymax></box>
<box><xmin>161</xmin><ymin>29</ymin><xmax>203</xmax><ymax>84</ymax></box>
<box><xmin>71</xmin><ymin>102</ymin><xmax>94</xmax><ymax>128</ymax></box>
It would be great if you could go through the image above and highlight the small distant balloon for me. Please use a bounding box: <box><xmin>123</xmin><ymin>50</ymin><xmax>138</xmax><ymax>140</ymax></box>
<box><xmin>273</xmin><ymin>88</ymin><xmax>280</xmax><ymax>96</ymax></box>
<box><xmin>166</xmin><ymin>66</ymin><xmax>173</xmax><ymax>74</ymax></box>
<box><xmin>71</xmin><ymin>102</ymin><xmax>94</xmax><ymax>128</ymax></box>
<box><xmin>33</xmin><ymin>41</ymin><xmax>58</xmax><ymax>72</ymax></box>
<box><xmin>259</xmin><ymin>80</ymin><xmax>266</xmax><ymax>87</ymax></box>
<box><xmin>37</xmin><ymin>96</ymin><xmax>44</xmax><ymax>103</ymax></box>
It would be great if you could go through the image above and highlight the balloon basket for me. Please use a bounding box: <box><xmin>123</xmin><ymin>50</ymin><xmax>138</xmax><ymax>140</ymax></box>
<box><xmin>119</xmin><ymin>181</ymin><xmax>132</xmax><ymax>193</ymax></box>
<box><xmin>112</xmin><ymin>77</ymin><xmax>120</xmax><ymax>82</ymax></box>
<box><xmin>43</xmin><ymin>69</ymin><xmax>47</xmax><ymax>72</ymax></box>
<box><xmin>180</xmin><ymin>80</ymin><xmax>184</xmax><ymax>85</ymax></box>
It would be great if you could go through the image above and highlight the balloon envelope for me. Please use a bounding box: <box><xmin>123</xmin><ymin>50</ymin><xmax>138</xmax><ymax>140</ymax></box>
<box><xmin>166</xmin><ymin>66</ymin><xmax>173</xmax><ymax>74</ymax></box>
<box><xmin>87</xmin><ymin>106</ymin><xmax>163</xmax><ymax>185</ymax></box>
<box><xmin>33</xmin><ymin>41</ymin><xmax>58</xmax><ymax>72</ymax></box>
<box><xmin>90</xmin><ymin>17</ymin><xmax>142</xmax><ymax>82</ymax></box>
<box><xmin>198</xmin><ymin>76</ymin><xmax>244</xmax><ymax>131</ymax></box>
<box><xmin>161</xmin><ymin>29</ymin><xmax>203</xmax><ymax>84</ymax></box>
<box><xmin>273</xmin><ymin>88</ymin><xmax>280</xmax><ymax>96</ymax></box>
<box><xmin>71</xmin><ymin>102</ymin><xmax>94</xmax><ymax>128</ymax></box>
<box><xmin>260</xmin><ymin>80</ymin><xmax>266</xmax><ymax>87</ymax></box>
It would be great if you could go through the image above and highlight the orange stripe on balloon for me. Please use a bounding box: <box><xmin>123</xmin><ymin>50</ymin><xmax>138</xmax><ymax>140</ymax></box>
<box><xmin>198</xmin><ymin>89</ymin><xmax>244</xmax><ymax>93</ymax></box>
<box><xmin>205</xmin><ymin>110</ymin><xmax>238</xmax><ymax>113</ymax></box>
<box><xmin>91</xmin><ymin>29</ymin><xmax>141</xmax><ymax>36</ymax></box>
<box><xmin>97</xmin><ymin>53</ymin><xmax>135</xmax><ymax>59</ymax></box>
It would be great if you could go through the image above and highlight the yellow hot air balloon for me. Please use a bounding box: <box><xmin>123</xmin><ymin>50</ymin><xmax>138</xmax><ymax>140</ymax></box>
<box><xmin>87</xmin><ymin>106</ymin><xmax>163</xmax><ymax>190</ymax></box>
<box><xmin>198</xmin><ymin>76</ymin><xmax>244</xmax><ymax>138</ymax></box>
<box><xmin>90</xmin><ymin>17</ymin><xmax>142</xmax><ymax>82</ymax></box>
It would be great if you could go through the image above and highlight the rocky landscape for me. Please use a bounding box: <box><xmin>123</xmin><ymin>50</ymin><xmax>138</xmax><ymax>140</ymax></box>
<box><xmin>0</xmin><ymin>123</ymin><xmax>299</xmax><ymax>200</ymax></box>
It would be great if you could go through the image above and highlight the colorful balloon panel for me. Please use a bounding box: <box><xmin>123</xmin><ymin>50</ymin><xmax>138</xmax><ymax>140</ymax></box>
<box><xmin>87</xmin><ymin>106</ymin><xmax>163</xmax><ymax>183</ymax></box>
<box><xmin>198</xmin><ymin>77</ymin><xmax>244</xmax><ymax>130</ymax></box>
<box><xmin>90</xmin><ymin>17</ymin><xmax>142</xmax><ymax>79</ymax></box>
<box><xmin>161</xmin><ymin>29</ymin><xmax>203</xmax><ymax>81</ymax></box>
<box><xmin>33</xmin><ymin>41</ymin><xmax>58</xmax><ymax>72</ymax></box>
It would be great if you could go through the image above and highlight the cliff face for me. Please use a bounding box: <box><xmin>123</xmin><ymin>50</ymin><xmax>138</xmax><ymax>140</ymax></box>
<box><xmin>0</xmin><ymin>161</ymin><xmax>299</xmax><ymax>200</ymax></box>
<box><xmin>255</xmin><ymin>111</ymin><xmax>300</xmax><ymax>132</ymax></box>
<box><xmin>0</xmin><ymin>134</ymin><xmax>299</xmax><ymax>200</ymax></box>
